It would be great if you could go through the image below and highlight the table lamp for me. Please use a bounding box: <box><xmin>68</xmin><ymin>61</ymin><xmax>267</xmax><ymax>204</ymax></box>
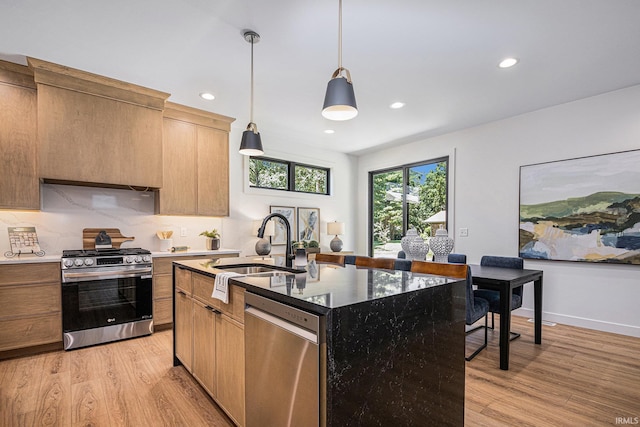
<box><xmin>327</xmin><ymin>221</ymin><xmax>345</xmax><ymax>252</ymax></box>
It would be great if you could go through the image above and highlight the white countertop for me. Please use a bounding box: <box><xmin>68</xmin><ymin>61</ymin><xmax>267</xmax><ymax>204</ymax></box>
<box><xmin>0</xmin><ymin>248</ymin><xmax>241</xmax><ymax>265</ymax></box>
<box><xmin>150</xmin><ymin>248</ymin><xmax>241</xmax><ymax>258</ymax></box>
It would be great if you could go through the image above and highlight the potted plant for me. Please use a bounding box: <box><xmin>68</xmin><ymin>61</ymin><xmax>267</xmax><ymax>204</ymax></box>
<box><xmin>306</xmin><ymin>240</ymin><xmax>320</xmax><ymax>254</ymax></box>
<box><xmin>199</xmin><ymin>229</ymin><xmax>220</xmax><ymax>250</ymax></box>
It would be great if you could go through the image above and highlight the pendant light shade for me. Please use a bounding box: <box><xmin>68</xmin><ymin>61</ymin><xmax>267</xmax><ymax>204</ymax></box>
<box><xmin>322</xmin><ymin>0</ymin><xmax>357</xmax><ymax>121</ymax></box>
<box><xmin>239</xmin><ymin>122</ymin><xmax>263</xmax><ymax>156</ymax></box>
<box><xmin>239</xmin><ymin>30</ymin><xmax>264</xmax><ymax>156</ymax></box>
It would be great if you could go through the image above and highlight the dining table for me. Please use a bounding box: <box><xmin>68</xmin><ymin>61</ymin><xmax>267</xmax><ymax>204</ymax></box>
<box><xmin>469</xmin><ymin>264</ymin><xmax>544</xmax><ymax>370</ymax></box>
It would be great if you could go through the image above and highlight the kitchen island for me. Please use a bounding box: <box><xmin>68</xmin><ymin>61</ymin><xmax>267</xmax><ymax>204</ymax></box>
<box><xmin>173</xmin><ymin>256</ymin><xmax>466</xmax><ymax>426</ymax></box>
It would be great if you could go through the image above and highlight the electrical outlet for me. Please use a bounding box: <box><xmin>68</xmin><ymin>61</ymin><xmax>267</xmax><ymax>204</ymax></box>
<box><xmin>180</xmin><ymin>227</ymin><xmax>187</xmax><ymax>237</ymax></box>
<box><xmin>459</xmin><ymin>228</ymin><xmax>469</xmax><ymax>237</ymax></box>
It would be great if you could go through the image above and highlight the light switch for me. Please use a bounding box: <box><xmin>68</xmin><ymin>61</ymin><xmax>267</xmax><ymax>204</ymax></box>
<box><xmin>459</xmin><ymin>228</ymin><xmax>469</xmax><ymax>237</ymax></box>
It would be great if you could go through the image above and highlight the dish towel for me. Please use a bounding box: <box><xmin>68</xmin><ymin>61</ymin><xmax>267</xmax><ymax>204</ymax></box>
<box><xmin>212</xmin><ymin>272</ymin><xmax>241</xmax><ymax>304</ymax></box>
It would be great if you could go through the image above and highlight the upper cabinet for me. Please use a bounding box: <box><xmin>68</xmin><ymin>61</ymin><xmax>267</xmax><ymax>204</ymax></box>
<box><xmin>0</xmin><ymin>60</ymin><xmax>39</xmax><ymax>209</ymax></box>
<box><xmin>156</xmin><ymin>102</ymin><xmax>234</xmax><ymax>216</ymax></box>
<box><xmin>28</xmin><ymin>57</ymin><xmax>170</xmax><ymax>189</ymax></box>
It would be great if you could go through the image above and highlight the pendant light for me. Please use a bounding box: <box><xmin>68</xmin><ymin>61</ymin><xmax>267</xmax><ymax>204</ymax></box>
<box><xmin>239</xmin><ymin>30</ymin><xmax>264</xmax><ymax>156</ymax></box>
<box><xmin>322</xmin><ymin>0</ymin><xmax>357</xmax><ymax>121</ymax></box>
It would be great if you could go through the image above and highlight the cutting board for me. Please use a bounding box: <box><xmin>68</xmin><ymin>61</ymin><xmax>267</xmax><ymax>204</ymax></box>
<box><xmin>83</xmin><ymin>228</ymin><xmax>135</xmax><ymax>249</ymax></box>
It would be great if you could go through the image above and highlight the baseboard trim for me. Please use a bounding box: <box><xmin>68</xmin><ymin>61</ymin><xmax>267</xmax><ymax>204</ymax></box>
<box><xmin>514</xmin><ymin>308</ymin><xmax>640</xmax><ymax>338</ymax></box>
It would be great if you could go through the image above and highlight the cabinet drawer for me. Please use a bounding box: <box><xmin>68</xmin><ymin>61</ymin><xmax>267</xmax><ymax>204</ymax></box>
<box><xmin>153</xmin><ymin>274</ymin><xmax>173</xmax><ymax>300</ymax></box>
<box><xmin>0</xmin><ymin>283</ymin><xmax>61</xmax><ymax>318</ymax></box>
<box><xmin>174</xmin><ymin>266</ymin><xmax>192</xmax><ymax>294</ymax></box>
<box><xmin>154</xmin><ymin>298</ymin><xmax>173</xmax><ymax>326</ymax></box>
<box><xmin>0</xmin><ymin>263</ymin><xmax>60</xmax><ymax>287</ymax></box>
<box><xmin>193</xmin><ymin>273</ymin><xmax>245</xmax><ymax>323</ymax></box>
<box><xmin>0</xmin><ymin>313</ymin><xmax>62</xmax><ymax>351</ymax></box>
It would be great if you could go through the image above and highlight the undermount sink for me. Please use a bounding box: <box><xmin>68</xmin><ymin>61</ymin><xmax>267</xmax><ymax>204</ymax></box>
<box><xmin>217</xmin><ymin>264</ymin><xmax>303</xmax><ymax>276</ymax></box>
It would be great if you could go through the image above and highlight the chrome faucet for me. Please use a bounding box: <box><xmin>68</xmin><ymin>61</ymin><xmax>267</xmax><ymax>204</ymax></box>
<box><xmin>257</xmin><ymin>213</ymin><xmax>293</xmax><ymax>268</ymax></box>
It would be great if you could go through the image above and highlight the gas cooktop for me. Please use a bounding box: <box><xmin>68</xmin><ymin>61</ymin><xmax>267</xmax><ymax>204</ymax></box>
<box><xmin>61</xmin><ymin>248</ymin><xmax>152</xmax><ymax>269</ymax></box>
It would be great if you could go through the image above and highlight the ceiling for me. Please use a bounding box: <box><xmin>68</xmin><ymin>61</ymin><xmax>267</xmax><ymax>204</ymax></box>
<box><xmin>2</xmin><ymin>0</ymin><xmax>640</xmax><ymax>155</ymax></box>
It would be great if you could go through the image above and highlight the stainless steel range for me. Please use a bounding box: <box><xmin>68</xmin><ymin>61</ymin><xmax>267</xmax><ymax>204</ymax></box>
<box><xmin>61</xmin><ymin>247</ymin><xmax>153</xmax><ymax>350</ymax></box>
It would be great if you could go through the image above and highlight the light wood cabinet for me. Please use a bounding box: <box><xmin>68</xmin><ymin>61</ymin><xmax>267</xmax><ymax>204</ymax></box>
<box><xmin>215</xmin><ymin>314</ymin><xmax>245</xmax><ymax>427</ymax></box>
<box><xmin>0</xmin><ymin>262</ymin><xmax>62</xmax><ymax>355</ymax></box>
<box><xmin>174</xmin><ymin>288</ymin><xmax>193</xmax><ymax>372</ymax></box>
<box><xmin>28</xmin><ymin>57</ymin><xmax>169</xmax><ymax>189</ymax></box>
<box><xmin>153</xmin><ymin>253</ymin><xmax>238</xmax><ymax>327</ymax></box>
<box><xmin>174</xmin><ymin>267</ymin><xmax>245</xmax><ymax>426</ymax></box>
<box><xmin>192</xmin><ymin>299</ymin><xmax>217</xmax><ymax>397</ymax></box>
<box><xmin>156</xmin><ymin>102</ymin><xmax>234</xmax><ymax>216</ymax></box>
<box><xmin>0</xmin><ymin>60</ymin><xmax>39</xmax><ymax>209</ymax></box>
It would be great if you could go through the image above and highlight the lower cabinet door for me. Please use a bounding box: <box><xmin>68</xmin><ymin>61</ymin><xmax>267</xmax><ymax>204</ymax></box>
<box><xmin>216</xmin><ymin>315</ymin><xmax>245</xmax><ymax>427</ymax></box>
<box><xmin>192</xmin><ymin>300</ymin><xmax>216</xmax><ymax>397</ymax></box>
<box><xmin>174</xmin><ymin>290</ymin><xmax>193</xmax><ymax>371</ymax></box>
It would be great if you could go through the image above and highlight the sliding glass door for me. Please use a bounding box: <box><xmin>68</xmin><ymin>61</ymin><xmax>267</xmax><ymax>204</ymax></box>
<box><xmin>369</xmin><ymin>157</ymin><xmax>448</xmax><ymax>257</ymax></box>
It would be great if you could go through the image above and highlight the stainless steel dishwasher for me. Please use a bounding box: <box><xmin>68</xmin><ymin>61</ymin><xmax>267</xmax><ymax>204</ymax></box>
<box><xmin>245</xmin><ymin>292</ymin><xmax>323</xmax><ymax>427</ymax></box>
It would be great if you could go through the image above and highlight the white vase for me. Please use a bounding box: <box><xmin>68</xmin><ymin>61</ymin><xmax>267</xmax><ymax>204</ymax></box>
<box><xmin>401</xmin><ymin>228</ymin><xmax>429</xmax><ymax>260</ymax></box>
<box><xmin>430</xmin><ymin>228</ymin><xmax>454</xmax><ymax>263</ymax></box>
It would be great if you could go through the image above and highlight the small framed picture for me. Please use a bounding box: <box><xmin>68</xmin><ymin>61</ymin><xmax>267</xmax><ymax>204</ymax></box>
<box><xmin>269</xmin><ymin>206</ymin><xmax>295</xmax><ymax>246</ymax></box>
<box><xmin>297</xmin><ymin>207</ymin><xmax>320</xmax><ymax>242</ymax></box>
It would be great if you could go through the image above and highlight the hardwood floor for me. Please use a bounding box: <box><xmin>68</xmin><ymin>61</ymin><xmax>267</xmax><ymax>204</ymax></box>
<box><xmin>465</xmin><ymin>315</ymin><xmax>640</xmax><ymax>426</ymax></box>
<box><xmin>1</xmin><ymin>316</ymin><xmax>638</xmax><ymax>426</ymax></box>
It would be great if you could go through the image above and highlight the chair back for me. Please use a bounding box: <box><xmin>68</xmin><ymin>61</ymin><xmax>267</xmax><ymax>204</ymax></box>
<box><xmin>314</xmin><ymin>253</ymin><xmax>345</xmax><ymax>265</ymax></box>
<box><xmin>480</xmin><ymin>256</ymin><xmax>523</xmax><ymax>269</ymax></box>
<box><xmin>448</xmin><ymin>253</ymin><xmax>467</xmax><ymax>264</ymax></box>
<box><xmin>393</xmin><ymin>259</ymin><xmax>412</xmax><ymax>271</ymax></box>
<box><xmin>410</xmin><ymin>260</ymin><xmax>468</xmax><ymax>279</ymax></box>
<box><xmin>354</xmin><ymin>256</ymin><xmax>396</xmax><ymax>270</ymax></box>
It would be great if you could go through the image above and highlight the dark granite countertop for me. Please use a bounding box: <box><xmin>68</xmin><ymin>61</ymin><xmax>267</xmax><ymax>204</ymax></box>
<box><xmin>173</xmin><ymin>255</ymin><xmax>461</xmax><ymax>314</ymax></box>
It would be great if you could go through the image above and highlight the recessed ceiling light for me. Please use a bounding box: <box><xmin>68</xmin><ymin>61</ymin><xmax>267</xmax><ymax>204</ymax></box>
<box><xmin>199</xmin><ymin>92</ymin><xmax>215</xmax><ymax>100</ymax></box>
<box><xmin>324</xmin><ymin>129</ymin><xmax>335</xmax><ymax>134</ymax></box>
<box><xmin>390</xmin><ymin>102</ymin><xmax>405</xmax><ymax>109</ymax></box>
<box><xmin>498</xmin><ymin>58</ymin><xmax>519</xmax><ymax>68</ymax></box>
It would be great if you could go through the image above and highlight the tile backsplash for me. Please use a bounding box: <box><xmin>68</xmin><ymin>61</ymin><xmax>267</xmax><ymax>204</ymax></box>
<box><xmin>0</xmin><ymin>184</ymin><xmax>226</xmax><ymax>255</ymax></box>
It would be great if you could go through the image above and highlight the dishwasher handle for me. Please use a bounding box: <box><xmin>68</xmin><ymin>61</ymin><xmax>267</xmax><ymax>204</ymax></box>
<box><xmin>246</xmin><ymin>306</ymin><xmax>318</xmax><ymax>344</ymax></box>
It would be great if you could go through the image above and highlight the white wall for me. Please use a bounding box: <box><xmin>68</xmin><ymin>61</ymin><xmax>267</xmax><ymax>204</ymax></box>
<box><xmin>224</xmin><ymin>126</ymin><xmax>358</xmax><ymax>256</ymax></box>
<box><xmin>357</xmin><ymin>85</ymin><xmax>640</xmax><ymax>337</ymax></box>
<box><xmin>0</xmin><ymin>127</ymin><xmax>357</xmax><ymax>258</ymax></box>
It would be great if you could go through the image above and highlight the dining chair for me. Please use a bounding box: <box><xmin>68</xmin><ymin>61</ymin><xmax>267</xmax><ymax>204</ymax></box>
<box><xmin>463</xmin><ymin>267</ymin><xmax>490</xmax><ymax>361</ymax></box>
<box><xmin>314</xmin><ymin>253</ymin><xmax>345</xmax><ymax>265</ymax></box>
<box><xmin>410</xmin><ymin>260</ymin><xmax>468</xmax><ymax>279</ymax></box>
<box><xmin>354</xmin><ymin>256</ymin><xmax>396</xmax><ymax>270</ymax></box>
<box><xmin>474</xmin><ymin>255</ymin><xmax>524</xmax><ymax>340</ymax></box>
<box><xmin>445</xmin><ymin>254</ymin><xmax>489</xmax><ymax>359</ymax></box>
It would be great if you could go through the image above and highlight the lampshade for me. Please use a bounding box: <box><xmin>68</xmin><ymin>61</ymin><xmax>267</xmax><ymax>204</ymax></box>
<box><xmin>327</xmin><ymin>221</ymin><xmax>345</xmax><ymax>236</ymax></box>
<box><xmin>322</xmin><ymin>75</ymin><xmax>357</xmax><ymax>121</ymax></box>
<box><xmin>239</xmin><ymin>124</ymin><xmax>263</xmax><ymax>156</ymax></box>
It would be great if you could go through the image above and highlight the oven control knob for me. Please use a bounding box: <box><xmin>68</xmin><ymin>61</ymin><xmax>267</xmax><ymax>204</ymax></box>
<box><xmin>84</xmin><ymin>258</ymin><xmax>94</xmax><ymax>266</ymax></box>
<box><xmin>63</xmin><ymin>259</ymin><xmax>74</xmax><ymax>268</ymax></box>
<box><xmin>125</xmin><ymin>256</ymin><xmax>135</xmax><ymax>264</ymax></box>
<box><xmin>74</xmin><ymin>259</ymin><xmax>84</xmax><ymax>267</ymax></box>
<box><xmin>135</xmin><ymin>256</ymin><xmax>142</xmax><ymax>263</ymax></box>
<box><xmin>142</xmin><ymin>255</ymin><xmax>151</xmax><ymax>263</ymax></box>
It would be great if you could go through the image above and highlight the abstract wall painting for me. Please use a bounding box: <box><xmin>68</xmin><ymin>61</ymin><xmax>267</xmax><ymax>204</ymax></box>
<box><xmin>297</xmin><ymin>207</ymin><xmax>320</xmax><ymax>242</ymax></box>
<box><xmin>519</xmin><ymin>149</ymin><xmax>640</xmax><ymax>264</ymax></box>
<box><xmin>269</xmin><ymin>206</ymin><xmax>295</xmax><ymax>246</ymax></box>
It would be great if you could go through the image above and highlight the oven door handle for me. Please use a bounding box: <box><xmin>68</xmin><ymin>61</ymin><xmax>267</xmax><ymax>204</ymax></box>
<box><xmin>62</xmin><ymin>267</ymin><xmax>153</xmax><ymax>283</ymax></box>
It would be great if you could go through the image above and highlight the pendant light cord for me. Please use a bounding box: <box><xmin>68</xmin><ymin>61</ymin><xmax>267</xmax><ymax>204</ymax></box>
<box><xmin>250</xmin><ymin>34</ymin><xmax>255</xmax><ymax>124</ymax></box>
<box><xmin>338</xmin><ymin>0</ymin><xmax>343</xmax><ymax>70</ymax></box>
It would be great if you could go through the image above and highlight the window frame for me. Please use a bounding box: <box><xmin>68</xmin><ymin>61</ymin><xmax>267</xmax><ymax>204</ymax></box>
<box><xmin>368</xmin><ymin>156</ymin><xmax>449</xmax><ymax>256</ymax></box>
<box><xmin>249</xmin><ymin>156</ymin><xmax>331</xmax><ymax>195</ymax></box>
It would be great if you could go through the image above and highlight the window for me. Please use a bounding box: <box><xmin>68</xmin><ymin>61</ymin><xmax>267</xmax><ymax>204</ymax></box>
<box><xmin>369</xmin><ymin>157</ymin><xmax>448</xmax><ymax>257</ymax></box>
<box><xmin>249</xmin><ymin>156</ymin><xmax>330</xmax><ymax>195</ymax></box>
